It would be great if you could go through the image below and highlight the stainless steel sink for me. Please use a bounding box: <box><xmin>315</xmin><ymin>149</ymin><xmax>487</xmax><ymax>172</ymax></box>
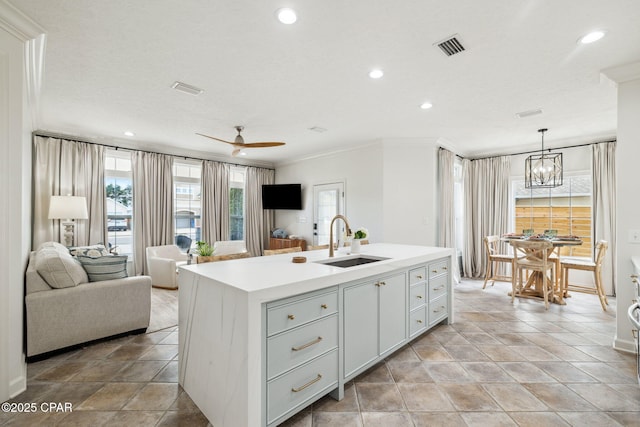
<box><xmin>315</xmin><ymin>256</ymin><xmax>389</xmax><ymax>268</ymax></box>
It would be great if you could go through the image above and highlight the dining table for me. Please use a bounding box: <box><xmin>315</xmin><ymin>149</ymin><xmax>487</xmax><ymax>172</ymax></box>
<box><xmin>502</xmin><ymin>234</ymin><xmax>583</xmax><ymax>305</ymax></box>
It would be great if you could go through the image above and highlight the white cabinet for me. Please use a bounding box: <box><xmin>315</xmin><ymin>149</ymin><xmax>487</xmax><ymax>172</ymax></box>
<box><xmin>343</xmin><ymin>273</ymin><xmax>406</xmax><ymax>378</ymax></box>
<box><xmin>265</xmin><ymin>287</ymin><xmax>339</xmax><ymax>425</ymax></box>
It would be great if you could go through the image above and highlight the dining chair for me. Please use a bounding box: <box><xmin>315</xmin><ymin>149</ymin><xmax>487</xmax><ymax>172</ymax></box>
<box><xmin>197</xmin><ymin>251</ymin><xmax>252</xmax><ymax>263</ymax></box>
<box><xmin>263</xmin><ymin>246</ymin><xmax>303</xmax><ymax>256</ymax></box>
<box><xmin>560</xmin><ymin>240</ymin><xmax>609</xmax><ymax>311</ymax></box>
<box><xmin>482</xmin><ymin>236</ymin><xmax>513</xmax><ymax>289</ymax></box>
<box><xmin>511</xmin><ymin>239</ymin><xmax>555</xmax><ymax>309</ymax></box>
<box><xmin>308</xmin><ymin>244</ymin><xmax>330</xmax><ymax>250</ymax></box>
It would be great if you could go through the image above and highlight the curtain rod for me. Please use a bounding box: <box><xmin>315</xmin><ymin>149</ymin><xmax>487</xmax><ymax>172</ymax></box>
<box><xmin>32</xmin><ymin>131</ymin><xmax>276</xmax><ymax>171</ymax></box>
<box><xmin>452</xmin><ymin>139</ymin><xmax>616</xmax><ymax>161</ymax></box>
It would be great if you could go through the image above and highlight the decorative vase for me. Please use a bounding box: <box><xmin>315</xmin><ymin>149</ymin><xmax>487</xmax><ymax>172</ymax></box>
<box><xmin>350</xmin><ymin>239</ymin><xmax>362</xmax><ymax>254</ymax></box>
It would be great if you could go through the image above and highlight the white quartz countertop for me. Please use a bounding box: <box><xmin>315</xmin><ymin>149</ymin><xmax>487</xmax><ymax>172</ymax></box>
<box><xmin>180</xmin><ymin>243</ymin><xmax>453</xmax><ymax>302</ymax></box>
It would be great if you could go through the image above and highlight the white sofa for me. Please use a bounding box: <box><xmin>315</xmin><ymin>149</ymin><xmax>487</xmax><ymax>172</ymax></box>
<box><xmin>146</xmin><ymin>245</ymin><xmax>188</xmax><ymax>289</ymax></box>
<box><xmin>25</xmin><ymin>242</ymin><xmax>151</xmax><ymax>358</ymax></box>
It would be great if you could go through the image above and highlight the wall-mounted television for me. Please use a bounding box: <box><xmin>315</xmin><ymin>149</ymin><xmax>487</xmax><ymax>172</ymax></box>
<box><xmin>262</xmin><ymin>184</ymin><xmax>303</xmax><ymax>210</ymax></box>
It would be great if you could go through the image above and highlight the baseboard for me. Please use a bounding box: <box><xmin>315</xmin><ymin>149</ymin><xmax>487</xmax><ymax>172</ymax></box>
<box><xmin>9</xmin><ymin>373</ymin><xmax>26</xmax><ymax>399</ymax></box>
<box><xmin>613</xmin><ymin>337</ymin><xmax>636</xmax><ymax>354</ymax></box>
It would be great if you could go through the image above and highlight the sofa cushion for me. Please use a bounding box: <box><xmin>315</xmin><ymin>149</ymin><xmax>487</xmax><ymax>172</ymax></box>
<box><xmin>69</xmin><ymin>244</ymin><xmax>110</xmax><ymax>258</ymax></box>
<box><xmin>77</xmin><ymin>255</ymin><xmax>128</xmax><ymax>282</ymax></box>
<box><xmin>35</xmin><ymin>247</ymin><xmax>88</xmax><ymax>288</ymax></box>
<box><xmin>37</xmin><ymin>241</ymin><xmax>68</xmax><ymax>251</ymax></box>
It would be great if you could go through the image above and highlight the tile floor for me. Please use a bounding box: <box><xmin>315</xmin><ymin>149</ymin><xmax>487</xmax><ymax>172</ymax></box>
<box><xmin>2</xmin><ymin>279</ymin><xmax>639</xmax><ymax>426</ymax></box>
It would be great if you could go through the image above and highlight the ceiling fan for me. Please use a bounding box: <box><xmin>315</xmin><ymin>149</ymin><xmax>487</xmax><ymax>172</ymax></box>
<box><xmin>196</xmin><ymin>125</ymin><xmax>285</xmax><ymax>156</ymax></box>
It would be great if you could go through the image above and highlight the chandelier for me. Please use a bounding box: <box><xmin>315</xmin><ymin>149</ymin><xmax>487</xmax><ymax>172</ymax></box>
<box><xmin>525</xmin><ymin>128</ymin><xmax>563</xmax><ymax>188</ymax></box>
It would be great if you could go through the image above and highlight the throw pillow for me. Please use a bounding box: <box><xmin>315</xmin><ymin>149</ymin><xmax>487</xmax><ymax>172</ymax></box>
<box><xmin>77</xmin><ymin>255</ymin><xmax>129</xmax><ymax>282</ymax></box>
<box><xmin>35</xmin><ymin>247</ymin><xmax>88</xmax><ymax>288</ymax></box>
<box><xmin>69</xmin><ymin>244</ymin><xmax>110</xmax><ymax>258</ymax></box>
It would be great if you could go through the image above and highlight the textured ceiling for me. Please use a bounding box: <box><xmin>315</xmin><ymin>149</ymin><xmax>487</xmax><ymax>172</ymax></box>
<box><xmin>13</xmin><ymin>0</ymin><xmax>640</xmax><ymax>165</ymax></box>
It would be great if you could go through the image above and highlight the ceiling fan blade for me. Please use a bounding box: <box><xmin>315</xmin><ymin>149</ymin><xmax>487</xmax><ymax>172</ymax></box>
<box><xmin>231</xmin><ymin>148</ymin><xmax>242</xmax><ymax>157</ymax></box>
<box><xmin>241</xmin><ymin>142</ymin><xmax>286</xmax><ymax>148</ymax></box>
<box><xmin>195</xmin><ymin>133</ymin><xmax>235</xmax><ymax>145</ymax></box>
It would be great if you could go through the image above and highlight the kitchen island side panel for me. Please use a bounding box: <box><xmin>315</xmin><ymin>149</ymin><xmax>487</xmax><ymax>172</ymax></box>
<box><xmin>179</xmin><ymin>269</ymin><xmax>255</xmax><ymax>427</ymax></box>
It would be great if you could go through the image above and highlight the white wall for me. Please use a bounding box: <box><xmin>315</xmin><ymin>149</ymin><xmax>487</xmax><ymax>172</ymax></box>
<box><xmin>0</xmin><ymin>1</ymin><xmax>42</xmax><ymax>401</ymax></box>
<box><xmin>275</xmin><ymin>144</ymin><xmax>384</xmax><ymax>244</ymax></box>
<box><xmin>274</xmin><ymin>139</ymin><xmax>439</xmax><ymax>247</ymax></box>
<box><xmin>607</xmin><ymin>63</ymin><xmax>640</xmax><ymax>353</ymax></box>
<box><xmin>381</xmin><ymin>140</ymin><xmax>438</xmax><ymax>245</ymax></box>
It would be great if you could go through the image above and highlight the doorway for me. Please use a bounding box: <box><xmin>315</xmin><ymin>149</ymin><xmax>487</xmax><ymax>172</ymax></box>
<box><xmin>313</xmin><ymin>182</ymin><xmax>345</xmax><ymax>246</ymax></box>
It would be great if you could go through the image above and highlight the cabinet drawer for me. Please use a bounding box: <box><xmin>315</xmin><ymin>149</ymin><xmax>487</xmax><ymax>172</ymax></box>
<box><xmin>409</xmin><ymin>267</ymin><xmax>427</xmax><ymax>285</ymax></box>
<box><xmin>428</xmin><ymin>259</ymin><xmax>449</xmax><ymax>278</ymax></box>
<box><xmin>409</xmin><ymin>283</ymin><xmax>426</xmax><ymax>311</ymax></box>
<box><xmin>409</xmin><ymin>306</ymin><xmax>427</xmax><ymax>337</ymax></box>
<box><xmin>267</xmin><ymin>290</ymin><xmax>338</xmax><ymax>336</ymax></box>
<box><xmin>429</xmin><ymin>275</ymin><xmax>448</xmax><ymax>301</ymax></box>
<box><xmin>267</xmin><ymin>315</ymin><xmax>338</xmax><ymax>380</ymax></box>
<box><xmin>428</xmin><ymin>294</ymin><xmax>448</xmax><ymax>326</ymax></box>
<box><xmin>267</xmin><ymin>349</ymin><xmax>338</xmax><ymax>424</ymax></box>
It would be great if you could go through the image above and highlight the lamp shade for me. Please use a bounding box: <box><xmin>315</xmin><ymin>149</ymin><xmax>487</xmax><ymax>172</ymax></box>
<box><xmin>48</xmin><ymin>196</ymin><xmax>88</xmax><ymax>220</ymax></box>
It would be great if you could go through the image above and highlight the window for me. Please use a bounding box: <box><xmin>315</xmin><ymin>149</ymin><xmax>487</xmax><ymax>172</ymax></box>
<box><xmin>513</xmin><ymin>175</ymin><xmax>592</xmax><ymax>257</ymax></box>
<box><xmin>173</xmin><ymin>160</ymin><xmax>202</xmax><ymax>248</ymax></box>
<box><xmin>105</xmin><ymin>150</ymin><xmax>133</xmax><ymax>256</ymax></box>
<box><xmin>230</xmin><ymin>167</ymin><xmax>246</xmax><ymax>240</ymax></box>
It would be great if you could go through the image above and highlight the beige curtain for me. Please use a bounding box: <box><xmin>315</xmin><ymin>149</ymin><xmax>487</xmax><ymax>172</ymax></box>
<box><xmin>201</xmin><ymin>160</ymin><xmax>230</xmax><ymax>244</ymax></box>
<box><xmin>592</xmin><ymin>142</ymin><xmax>617</xmax><ymax>295</ymax></box>
<box><xmin>32</xmin><ymin>135</ymin><xmax>106</xmax><ymax>248</ymax></box>
<box><xmin>462</xmin><ymin>156</ymin><xmax>511</xmax><ymax>278</ymax></box>
<box><xmin>245</xmin><ymin>166</ymin><xmax>275</xmax><ymax>257</ymax></box>
<box><xmin>132</xmin><ymin>151</ymin><xmax>174</xmax><ymax>275</ymax></box>
<box><xmin>437</xmin><ymin>148</ymin><xmax>460</xmax><ymax>282</ymax></box>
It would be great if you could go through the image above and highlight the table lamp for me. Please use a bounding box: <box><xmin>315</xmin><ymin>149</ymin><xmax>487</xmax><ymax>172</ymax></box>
<box><xmin>48</xmin><ymin>195</ymin><xmax>88</xmax><ymax>247</ymax></box>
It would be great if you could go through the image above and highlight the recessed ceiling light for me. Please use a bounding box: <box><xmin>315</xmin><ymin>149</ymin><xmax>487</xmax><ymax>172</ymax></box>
<box><xmin>276</xmin><ymin>8</ymin><xmax>297</xmax><ymax>24</ymax></box>
<box><xmin>123</xmin><ymin>131</ymin><xmax>135</xmax><ymax>137</ymax></box>
<box><xmin>579</xmin><ymin>30</ymin><xmax>606</xmax><ymax>44</ymax></box>
<box><xmin>420</xmin><ymin>102</ymin><xmax>433</xmax><ymax>110</ymax></box>
<box><xmin>369</xmin><ymin>69</ymin><xmax>384</xmax><ymax>79</ymax></box>
<box><xmin>239</xmin><ymin>150</ymin><xmax>247</xmax><ymax>156</ymax></box>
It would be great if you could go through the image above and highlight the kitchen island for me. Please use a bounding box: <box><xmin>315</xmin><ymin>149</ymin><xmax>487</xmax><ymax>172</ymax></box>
<box><xmin>178</xmin><ymin>243</ymin><xmax>454</xmax><ymax>427</ymax></box>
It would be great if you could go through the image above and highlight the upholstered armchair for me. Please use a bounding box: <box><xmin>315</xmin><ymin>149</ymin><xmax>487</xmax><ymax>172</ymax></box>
<box><xmin>146</xmin><ymin>245</ymin><xmax>188</xmax><ymax>289</ymax></box>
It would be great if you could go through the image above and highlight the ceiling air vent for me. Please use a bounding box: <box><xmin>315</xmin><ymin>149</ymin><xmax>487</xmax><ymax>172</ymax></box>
<box><xmin>171</xmin><ymin>81</ymin><xmax>204</xmax><ymax>96</ymax></box>
<box><xmin>516</xmin><ymin>108</ymin><xmax>543</xmax><ymax>118</ymax></box>
<box><xmin>435</xmin><ymin>35</ymin><xmax>465</xmax><ymax>57</ymax></box>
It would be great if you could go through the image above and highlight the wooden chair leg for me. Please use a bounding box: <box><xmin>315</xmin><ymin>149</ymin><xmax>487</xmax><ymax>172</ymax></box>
<box><xmin>483</xmin><ymin>259</ymin><xmax>492</xmax><ymax>289</ymax></box>
<box><xmin>594</xmin><ymin>269</ymin><xmax>608</xmax><ymax>311</ymax></box>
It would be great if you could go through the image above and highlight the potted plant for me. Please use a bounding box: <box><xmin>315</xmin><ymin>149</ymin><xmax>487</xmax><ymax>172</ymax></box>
<box><xmin>195</xmin><ymin>241</ymin><xmax>215</xmax><ymax>263</ymax></box>
<box><xmin>351</xmin><ymin>227</ymin><xmax>368</xmax><ymax>254</ymax></box>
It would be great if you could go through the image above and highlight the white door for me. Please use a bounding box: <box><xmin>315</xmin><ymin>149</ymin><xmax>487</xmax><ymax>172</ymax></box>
<box><xmin>313</xmin><ymin>182</ymin><xmax>344</xmax><ymax>246</ymax></box>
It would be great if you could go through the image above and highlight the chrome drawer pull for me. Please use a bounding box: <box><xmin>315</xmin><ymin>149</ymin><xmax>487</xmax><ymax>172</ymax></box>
<box><xmin>287</xmin><ymin>314</ymin><xmax>295</xmax><ymax>320</ymax></box>
<box><xmin>432</xmin><ymin>270</ymin><xmax>438</xmax><ymax>273</ymax></box>
<box><xmin>291</xmin><ymin>374</ymin><xmax>322</xmax><ymax>392</ymax></box>
<box><xmin>443</xmin><ymin>266</ymin><xmax>447</xmax><ymax>270</ymax></box>
<box><xmin>416</xmin><ymin>295</ymin><xmax>423</xmax><ymax>299</ymax></box>
<box><xmin>416</xmin><ymin>275</ymin><xmax>423</xmax><ymax>279</ymax></box>
<box><xmin>416</xmin><ymin>319</ymin><xmax>423</xmax><ymax>324</ymax></box>
<box><xmin>292</xmin><ymin>336</ymin><xmax>323</xmax><ymax>352</ymax></box>
<box><xmin>433</xmin><ymin>285</ymin><xmax>445</xmax><ymax>291</ymax></box>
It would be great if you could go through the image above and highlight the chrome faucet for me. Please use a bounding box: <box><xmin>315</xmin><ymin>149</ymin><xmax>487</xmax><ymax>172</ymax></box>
<box><xmin>329</xmin><ymin>214</ymin><xmax>352</xmax><ymax>258</ymax></box>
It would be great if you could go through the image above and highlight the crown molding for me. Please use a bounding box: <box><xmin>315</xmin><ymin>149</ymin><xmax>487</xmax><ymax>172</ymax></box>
<box><xmin>0</xmin><ymin>1</ymin><xmax>46</xmax><ymax>130</ymax></box>
<box><xmin>0</xmin><ymin>0</ymin><xmax>44</xmax><ymax>41</ymax></box>
<box><xmin>601</xmin><ymin>61</ymin><xmax>640</xmax><ymax>85</ymax></box>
